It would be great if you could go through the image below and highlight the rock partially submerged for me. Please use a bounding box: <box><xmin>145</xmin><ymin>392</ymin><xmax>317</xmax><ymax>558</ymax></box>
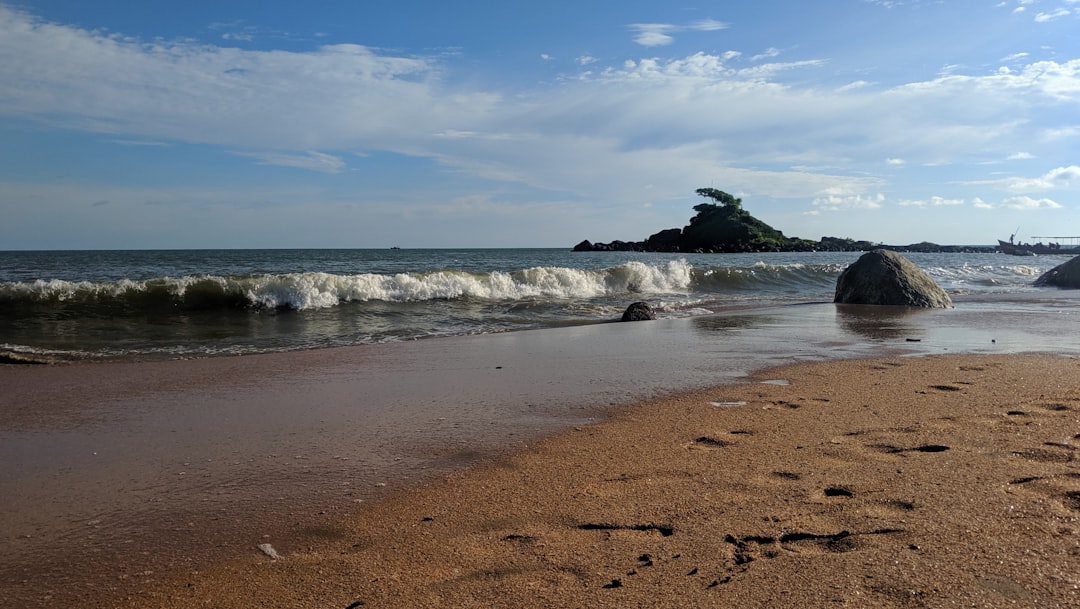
<box><xmin>834</xmin><ymin>250</ymin><xmax>953</xmax><ymax>308</ymax></box>
<box><xmin>1034</xmin><ymin>255</ymin><xmax>1080</xmax><ymax>288</ymax></box>
<box><xmin>621</xmin><ymin>302</ymin><xmax>656</xmax><ymax>322</ymax></box>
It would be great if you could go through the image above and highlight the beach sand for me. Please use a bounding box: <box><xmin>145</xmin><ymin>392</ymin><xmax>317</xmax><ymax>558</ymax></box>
<box><xmin>9</xmin><ymin>352</ymin><xmax>1073</xmax><ymax>608</ymax></box>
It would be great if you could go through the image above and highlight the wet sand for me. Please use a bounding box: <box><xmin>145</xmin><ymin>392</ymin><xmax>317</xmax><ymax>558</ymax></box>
<box><xmin>2</xmin><ymin>304</ymin><xmax>1080</xmax><ymax>607</ymax></box>
<box><xmin>100</xmin><ymin>354</ymin><xmax>1080</xmax><ymax>607</ymax></box>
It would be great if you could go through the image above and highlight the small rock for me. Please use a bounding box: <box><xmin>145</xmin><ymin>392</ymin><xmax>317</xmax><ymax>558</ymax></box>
<box><xmin>621</xmin><ymin>301</ymin><xmax>656</xmax><ymax>322</ymax></box>
<box><xmin>257</xmin><ymin>543</ymin><xmax>280</xmax><ymax>559</ymax></box>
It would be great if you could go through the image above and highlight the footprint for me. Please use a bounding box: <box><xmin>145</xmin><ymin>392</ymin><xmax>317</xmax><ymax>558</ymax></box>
<box><xmin>578</xmin><ymin>522</ymin><xmax>674</xmax><ymax>537</ymax></box>
<box><xmin>869</xmin><ymin>443</ymin><xmax>950</xmax><ymax>455</ymax></box>
<box><xmin>690</xmin><ymin>436</ymin><xmax>731</xmax><ymax>449</ymax></box>
<box><xmin>927</xmin><ymin>384</ymin><xmax>963</xmax><ymax>392</ymax></box>
<box><xmin>1011</xmin><ymin>446</ymin><xmax>1073</xmax><ymax>464</ymax></box>
<box><xmin>1063</xmin><ymin>491</ymin><xmax>1080</xmax><ymax>512</ymax></box>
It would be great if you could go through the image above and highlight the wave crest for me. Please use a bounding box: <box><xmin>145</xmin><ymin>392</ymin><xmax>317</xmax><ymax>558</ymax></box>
<box><xmin>0</xmin><ymin>259</ymin><xmax>696</xmax><ymax>314</ymax></box>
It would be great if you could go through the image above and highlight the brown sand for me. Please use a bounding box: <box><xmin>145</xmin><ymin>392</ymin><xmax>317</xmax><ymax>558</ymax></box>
<box><xmin>74</xmin><ymin>353</ymin><xmax>1077</xmax><ymax>608</ymax></box>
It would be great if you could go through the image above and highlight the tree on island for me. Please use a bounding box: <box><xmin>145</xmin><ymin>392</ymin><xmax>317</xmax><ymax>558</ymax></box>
<box><xmin>694</xmin><ymin>187</ymin><xmax>742</xmax><ymax>210</ymax></box>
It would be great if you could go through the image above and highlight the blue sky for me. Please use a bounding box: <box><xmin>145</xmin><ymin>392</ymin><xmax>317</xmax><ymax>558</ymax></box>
<box><xmin>1</xmin><ymin>0</ymin><xmax>1078</xmax><ymax>249</ymax></box>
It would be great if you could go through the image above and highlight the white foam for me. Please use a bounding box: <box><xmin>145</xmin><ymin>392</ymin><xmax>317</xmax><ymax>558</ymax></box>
<box><xmin>235</xmin><ymin>259</ymin><xmax>695</xmax><ymax>310</ymax></box>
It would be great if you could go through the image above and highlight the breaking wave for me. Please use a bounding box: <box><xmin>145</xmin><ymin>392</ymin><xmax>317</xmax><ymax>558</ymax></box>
<box><xmin>0</xmin><ymin>260</ymin><xmax>697</xmax><ymax>315</ymax></box>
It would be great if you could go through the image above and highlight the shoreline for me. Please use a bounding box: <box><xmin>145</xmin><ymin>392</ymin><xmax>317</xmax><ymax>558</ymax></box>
<box><xmin>3</xmin><ymin>306</ymin><xmax>1080</xmax><ymax>607</ymax></box>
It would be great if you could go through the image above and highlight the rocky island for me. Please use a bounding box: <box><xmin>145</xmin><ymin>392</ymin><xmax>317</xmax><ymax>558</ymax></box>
<box><xmin>573</xmin><ymin>188</ymin><xmax>993</xmax><ymax>254</ymax></box>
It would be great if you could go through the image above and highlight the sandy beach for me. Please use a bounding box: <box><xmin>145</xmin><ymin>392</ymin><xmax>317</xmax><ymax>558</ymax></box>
<box><xmin>3</xmin><ymin>345</ymin><xmax>1079</xmax><ymax>608</ymax></box>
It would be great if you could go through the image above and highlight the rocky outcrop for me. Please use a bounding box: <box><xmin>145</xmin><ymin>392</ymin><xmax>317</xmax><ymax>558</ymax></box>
<box><xmin>572</xmin><ymin>193</ymin><xmax>995</xmax><ymax>254</ymax></box>
<box><xmin>834</xmin><ymin>250</ymin><xmax>953</xmax><ymax>308</ymax></box>
<box><xmin>1034</xmin><ymin>255</ymin><xmax>1080</xmax><ymax>288</ymax></box>
<box><xmin>621</xmin><ymin>302</ymin><xmax>656</xmax><ymax>321</ymax></box>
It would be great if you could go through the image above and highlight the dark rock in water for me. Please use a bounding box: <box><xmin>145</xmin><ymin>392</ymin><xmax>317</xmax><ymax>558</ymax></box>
<box><xmin>1034</xmin><ymin>255</ymin><xmax>1080</xmax><ymax>288</ymax></box>
<box><xmin>572</xmin><ymin>240</ymin><xmax>595</xmax><ymax>252</ymax></box>
<box><xmin>621</xmin><ymin>301</ymin><xmax>656</xmax><ymax>322</ymax></box>
<box><xmin>834</xmin><ymin>250</ymin><xmax>952</xmax><ymax>308</ymax></box>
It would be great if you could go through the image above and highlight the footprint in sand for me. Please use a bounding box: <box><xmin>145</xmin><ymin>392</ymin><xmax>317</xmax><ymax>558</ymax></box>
<box><xmin>1010</xmin><ymin>443</ymin><xmax>1075</xmax><ymax>464</ymax></box>
<box><xmin>1007</xmin><ymin>473</ymin><xmax>1080</xmax><ymax>516</ymax></box>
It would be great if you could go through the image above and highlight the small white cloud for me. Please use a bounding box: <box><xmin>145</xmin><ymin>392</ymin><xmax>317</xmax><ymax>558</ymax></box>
<box><xmin>811</xmin><ymin>193</ymin><xmax>885</xmax><ymax>211</ymax></box>
<box><xmin>629</xmin><ymin>24</ymin><xmax>676</xmax><ymax>47</ymax></box>
<box><xmin>886</xmin><ymin>157</ymin><xmax>906</xmax><ymax>166</ymax></box>
<box><xmin>972</xmin><ymin>197</ymin><xmax>993</xmax><ymax>209</ymax></box>
<box><xmin>577</xmin><ymin>55</ymin><xmax>597</xmax><ymax>66</ymax></box>
<box><xmin>1007</xmin><ymin>151</ymin><xmax>1034</xmax><ymax>160</ymax></box>
<box><xmin>234</xmin><ymin>150</ymin><xmax>346</xmax><ymax>173</ymax></box>
<box><xmin>939</xmin><ymin>63</ymin><xmax>964</xmax><ymax>76</ymax></box>
<box><xmin>628</xmin><ymin>19</ymin><xmax>728</xmax><ymax>47</ymax></box>
<box><xmin>836</xmin><ymin>80</ymin><xmax>872</xmax><ymax>92</ymax></box>
<box><xmin>1001</xmin><ymin>195</ymin><xmax>1063</xmax><ymax>209</ymax></box>
<box><xmin>1042</xmin><ymin>126</ymin><xmax>1080</xmax><ymax>140</ymax></box>
<box><xmin>540</xmin><ymin>53</ymin><xmax>552</xmax><ymax>61</ymax></box>
<box><xmin>1004</xmin><ymin>165</ymin><xmax>1080</xmax><ymax>192</ymax></box>
<box><xmin>1035</xmin><ymin>8</ymin><xmax>1071</xmax><ymax>22</ymax></box>
<box><xmin>108</xmin><ymin>138</ymin><xmax>172</xmax><ymax>147</ymax></box>
<box><xmin>897</xmin><ymin>196</ymin><xmax>964</xmax><ymax>207</ymax></box>
<box><xmin>751</xmin><ymin>48</ymin><xmax>780</xmax><ymax>62</ymax></box>
<box><xmin>690</xmin><ymin>19</ymin><xmax>729</xmax><ymax>31</ymax></box>
<box><xmin>1001</xmin><ymin>52</ymin><xmax>1030</xmax><ymax>62</ymax></box>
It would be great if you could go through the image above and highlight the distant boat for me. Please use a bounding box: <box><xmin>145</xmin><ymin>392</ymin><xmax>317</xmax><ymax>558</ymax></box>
<box><xmin>389</xmin><ymin>246</ymin><xmax>401</xmax><ymax>250</ymax></box>
<box><xmin>997</xmin><ymin>237</ymin><xmax>1080</xmax><ymax>256</ymax></box>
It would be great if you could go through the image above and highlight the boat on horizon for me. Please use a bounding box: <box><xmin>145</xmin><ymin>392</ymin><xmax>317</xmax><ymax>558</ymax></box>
<box><xmin>997</xmin><ymin>236</ymin><xmax>1080</xmax><ymax>256</ymax></box>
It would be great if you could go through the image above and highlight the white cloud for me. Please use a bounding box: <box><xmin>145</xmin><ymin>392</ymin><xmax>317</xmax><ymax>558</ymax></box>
<box><xmin>836</xmin><ymin>80</ymin><xmax>872</xmax><ymax>92</ymax></box>
<box><xmin>886</xmin><ymin>157</ymin><xmax>906</xmax><ymax>166</ymax></box>
<box><xmin>690</xmin><ymin>19</ymin><xmax>729</xmax><ymax>32</ymax></box>
<box><xmin>1041</xmin><ymin>125</ymin><xmax>1080</xmax><ymax>139</ymax></box>
<box><xmin>232</xmin><ymin>150</ymin><xmax>346</xmax><ymax>173</ymax></box>
<box><xmin>897</xmin><ymin>196</ymin><xmax>965</xmax><ymax>207</ymax></box>
<box><xmin>1007</xmin><ymin>151</ymin><xmax>1034</xmax><ymax>160</ymax></box>
<box><xmin>628</xmin><ymin>24</ymin><xmax>676</xmax><ymax>47</ymax></box>
<box><xmin>751</xmin><ymin>47</ymin><xmax>780</xmax><ymax>62</ymax></box>
<box><xmin>811</xmin><ymin>193</ymin><xmax>885</xmax><ymax>212</ymax></box>
<box><xmin>1001</xmin><ymin>195</ymin><xmax>1063</xmax><ymax>209</ymax></box>
<box><xmin>1035</xmin><ymin>8</ymin><xmax>1071</xmax><ymax>21</ymax></box>
<box><xmin>628</xmin><ymin>19</ymin><xmax>728</xmax><ymax>47</ymax></box>
<box><xmin>999</xmin><ymin>165</ymin><xmax>1080</xmax><ymax>192</ymax></box>
<box><xmin>577</xmin><ymin>55</ymin><xmax>597</xmax><ymax>66</ymax></box>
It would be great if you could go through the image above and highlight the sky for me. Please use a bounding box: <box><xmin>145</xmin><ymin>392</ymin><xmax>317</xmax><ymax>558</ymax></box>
<box><xmin>0</xmin><ymin>0</ymin><xmax>1078</xmax><ymax>249</ymax></box>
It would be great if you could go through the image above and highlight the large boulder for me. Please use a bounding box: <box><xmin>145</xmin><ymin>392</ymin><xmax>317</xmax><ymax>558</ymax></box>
<box><xmin>834</xmin><ymin>250</ymin><xmax>953</xmax><ymax>308</ymax></box>
<box><xmin>621</xmin><ymin>301</ymin><xmax>656</xmax><ymax>321</ymax></box>
<box><xmin>1034</xmin><ymin>255</ymin><xmax>1080</xmax><ymax>288</ymax></box>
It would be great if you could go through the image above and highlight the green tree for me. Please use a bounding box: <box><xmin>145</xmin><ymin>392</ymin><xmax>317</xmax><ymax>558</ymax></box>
<box><xmin>695</xmin><ymin>188</ymin><xmax>742</xmax><ymax>209</ymax></box>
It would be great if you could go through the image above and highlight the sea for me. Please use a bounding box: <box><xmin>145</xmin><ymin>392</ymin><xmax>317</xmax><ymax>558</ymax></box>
<box><xmin>2</xmin><ymin>247</ymin><xmax>1079</xmax><ymax>363</ymax></box>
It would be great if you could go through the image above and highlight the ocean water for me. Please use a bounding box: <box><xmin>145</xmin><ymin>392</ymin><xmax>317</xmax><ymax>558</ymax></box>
<box><xmin>0</xmin><ymin>248</ymin><xmax>1076</xmax><ymax>361</ymax></box>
